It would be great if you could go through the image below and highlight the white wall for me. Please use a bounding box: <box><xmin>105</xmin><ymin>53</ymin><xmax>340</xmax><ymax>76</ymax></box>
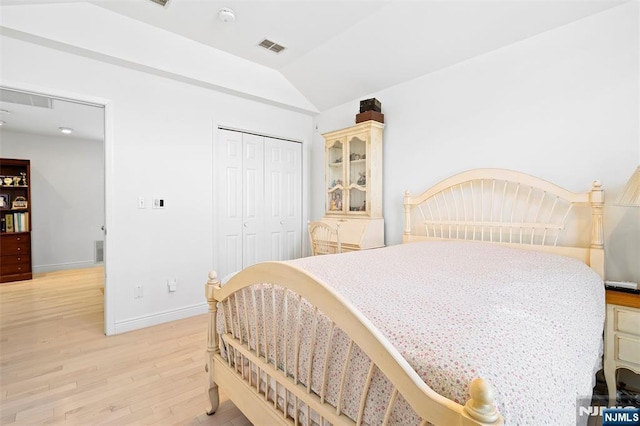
<box><xmin>0</xmin><ymin>130</ymin><xmax>104</xmax><ymax>272</ymax></box>
<box><xmin>312</xmin><ymin>2</ymin><xmax>640</xmax><ymax>283</ymax></box>
<box><xmin>0</xmin><ymin>35</ymin><xmax>313</xmax><ymax>334</ymax></box>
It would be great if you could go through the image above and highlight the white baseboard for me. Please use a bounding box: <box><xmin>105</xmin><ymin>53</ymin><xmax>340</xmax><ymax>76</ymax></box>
<box><xmin>33</xmin><ymin>260</ymin><xmax>101</xmax><ymax>274</ymax></box>
<box><xmin>114</xmin><ymin>303</ymin><xmax>208</xmax><ymax>334</ymax></box>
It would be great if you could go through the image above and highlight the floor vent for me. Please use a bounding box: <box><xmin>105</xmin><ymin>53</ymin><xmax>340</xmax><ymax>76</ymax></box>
<box><xmin>258</xmin><ymin>39</ymin><xmax>286</xmax><ymax>54</ymax></box>
<box><xmin>95</xmin><ymin>240</ymin><xmax>104</xmax><ymax>263</ymax></box>
<box><xmin>0</xmin><ymin>89</ymin><xmax>53</xmax><ymax>109</ymax></box>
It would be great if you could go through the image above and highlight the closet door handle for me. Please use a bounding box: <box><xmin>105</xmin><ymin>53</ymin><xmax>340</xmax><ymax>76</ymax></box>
<box><xmin>243</xmin><ymin>223</ymin><xmax>248</xmax><ymax>228</ymax></box>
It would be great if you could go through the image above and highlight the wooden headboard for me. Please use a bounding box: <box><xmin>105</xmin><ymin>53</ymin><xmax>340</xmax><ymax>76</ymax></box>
<box><xmin>403</xmin><ymin>168</ymin><xmax>605</xmax><ymax>277</ymax></box>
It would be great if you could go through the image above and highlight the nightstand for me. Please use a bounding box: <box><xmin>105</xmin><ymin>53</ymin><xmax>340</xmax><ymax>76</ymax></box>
<box><xmin>603</xmin><ymin>288</ymin><xmax>640</xmax><ymax>405</ymax></box>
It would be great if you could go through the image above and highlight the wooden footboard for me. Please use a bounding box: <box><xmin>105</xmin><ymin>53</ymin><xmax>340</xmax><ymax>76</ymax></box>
<box><xmin>205</xmin><ymin>264</ymin><xmax>503</xmax><ymax>426</ymax></box>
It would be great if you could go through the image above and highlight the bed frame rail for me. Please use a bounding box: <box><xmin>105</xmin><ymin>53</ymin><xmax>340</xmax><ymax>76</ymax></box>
<box><xmin>206</xmin><ymin>265</ymin><xmax>503</xmax><ymax>426</ymax></box>
<box><xmin>403</xmin><ymin>169</ymin><xmax>604</xmax><ymax>277</ymax></box>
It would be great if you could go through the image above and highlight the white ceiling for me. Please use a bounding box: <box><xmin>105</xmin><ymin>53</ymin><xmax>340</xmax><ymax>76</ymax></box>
<box><xmin>0</xmin><ymin>0</ymin><xmax>629</xmax><ymax>139</ymax></box>
<box><xmin>94</xmin><ymin>0</ymin><xmax>628</xmax><ymax>111</ymax></box>
<box><xmin>0</xmin><ymin>91</ymin><xmax>104</xmax><ymax>142</ymax></box>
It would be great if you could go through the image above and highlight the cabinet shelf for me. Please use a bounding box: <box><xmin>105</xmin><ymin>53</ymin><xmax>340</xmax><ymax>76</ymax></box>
<box><xmin>323</xmin><ymin>121</ymin><xmax>383</xmax><ymax>218</ymax></box>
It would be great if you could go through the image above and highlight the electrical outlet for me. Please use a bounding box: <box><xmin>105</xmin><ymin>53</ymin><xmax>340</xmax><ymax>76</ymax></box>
<box><xmin>134</xmin><ymin>285</ymin><xmax>144</xmax><ymax>299</ymax></box>
<box><xmin>167</xmin><ymin>279</ymin><xmax>177</xmax><ymax>292</ymax></box>
<box><xmin>138</xmin><ymin>197</ymin><xmax>145</xmax><ymax>209</ymax></box>
<box><xmin>152</xmin><ymin>198</ymin><xmax>165</xmax><ymax>209</ymax></box>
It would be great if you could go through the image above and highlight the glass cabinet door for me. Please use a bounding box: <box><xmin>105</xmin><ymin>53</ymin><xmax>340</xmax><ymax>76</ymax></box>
<box><xmin>347</xmin><ymin>135</ymin><xmax>367</xmax><ymax>214</ymax></box>
<box><xmin>326</xmin><ymin>139</ymin><xmax>345</xmax><ymax>214</ymax></box>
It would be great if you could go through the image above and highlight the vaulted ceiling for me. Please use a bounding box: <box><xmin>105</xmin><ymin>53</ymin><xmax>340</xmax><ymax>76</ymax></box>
<box><xmin>90</xmin><ymin>0</ymin><xmax>629</xmax><ymax>111</ymax></box>
<box><xmin>0</xmin><ymin>0</ymin><xmax>630</xmax><ymax>139</ymax></box>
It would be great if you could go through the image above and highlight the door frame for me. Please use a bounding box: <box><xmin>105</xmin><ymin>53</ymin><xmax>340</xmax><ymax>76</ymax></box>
<box><xmin>1</xmin><ymin>81</ymin><xmax>115</xmax><ymax>335</ymax></box>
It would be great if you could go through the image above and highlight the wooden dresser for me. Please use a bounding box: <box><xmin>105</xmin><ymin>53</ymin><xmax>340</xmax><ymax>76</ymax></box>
<box><xmin>603</xmin><ymin>288</ymin><xmax>640</xmax><ymax>404</ymax></box>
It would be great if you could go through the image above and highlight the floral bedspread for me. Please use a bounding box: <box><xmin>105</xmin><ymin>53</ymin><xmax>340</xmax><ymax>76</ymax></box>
<box><xmin>283</xmin><ymin>241</ymin><xmax>605</xmax><ymax>425</ymax></box>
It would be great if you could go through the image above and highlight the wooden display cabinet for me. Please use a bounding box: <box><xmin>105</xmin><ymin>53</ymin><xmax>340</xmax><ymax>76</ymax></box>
<box><xmin>322</xmin><ymin>121</ymin><xmax>384</xmax><ymax>251</ymax></box>
<box><xmin>0</xmin><ymin>158</ymin><xmax>32</xmax><ymax>283</ymax></box>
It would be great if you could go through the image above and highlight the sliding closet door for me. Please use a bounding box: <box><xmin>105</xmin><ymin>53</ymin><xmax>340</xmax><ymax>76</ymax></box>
<box><xmin>217</xmin><ymin>129</ymin><xmax>245</xmax><ymax>277</ymax></box>
<box><xmin>216</xmin><ymin>128</ymin><xmax>302</xmax><ymax>280</ymax></box>
<box><xmin>264</xmin><ymin>137</ymin><xmax>302</xmax><ymax>261</ymax></box>
<box><xmin>241</xmin><ymin>133</ymin><xmax>265</xmax><ymax>268</ymax></box>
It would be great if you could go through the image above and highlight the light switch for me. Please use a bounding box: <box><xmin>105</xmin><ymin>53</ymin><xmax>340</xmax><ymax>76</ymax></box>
<box><xmin>138</xmin><ymin>197</ymin><xmax>145</xmax><ymax>209</ymax></box>
<box><xmin>168</xmin><ymin>279</ymin><xmax>177</xmax><ymax>292</ymax></box>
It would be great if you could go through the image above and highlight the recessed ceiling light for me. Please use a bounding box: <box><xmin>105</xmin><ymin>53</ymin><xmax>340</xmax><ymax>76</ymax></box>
<box><xmin>59</xmin><ymin>127</ymin><xmax>74</xmax><ymax>134</ymax></box>
<box><xmin>0</xmin><ymin>121</ymin><xmax>5</xmax><ymax>126</ymax></box>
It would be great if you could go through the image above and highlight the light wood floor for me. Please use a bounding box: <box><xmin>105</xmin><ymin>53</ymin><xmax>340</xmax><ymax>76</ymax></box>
<box><xmin>0</xmin><ymin>267</ymin><xmax>250</xmax><ymax>425</ymax></box>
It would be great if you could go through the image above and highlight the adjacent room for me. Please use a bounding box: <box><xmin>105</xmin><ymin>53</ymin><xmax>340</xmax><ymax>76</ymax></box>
<box><xmin>0</xmin><ymin>0</ymin><xmax>638</xmax><ymax>424</ymax></box>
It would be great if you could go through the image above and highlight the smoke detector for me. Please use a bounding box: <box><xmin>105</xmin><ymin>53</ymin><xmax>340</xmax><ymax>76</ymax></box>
<box><xmin>218</xmin><ymin>8</ymin><xmax>235</xmax><ymax>23</ymax></box>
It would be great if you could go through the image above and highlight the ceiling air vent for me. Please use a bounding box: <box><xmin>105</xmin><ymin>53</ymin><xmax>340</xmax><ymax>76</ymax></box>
<box><xmin>0</xmin><ymin>89</ymin><xmax>52</xmax><ymax>109</ymax></box>
<box><xmin>148</xmin><ymin>0</ymin><xmax>171</xmax><ymax>7</ymax></box>
<box><xmin>258</xmin><ymin>39</ymin><xmax>286</xmax><ymax>54</ymax></box>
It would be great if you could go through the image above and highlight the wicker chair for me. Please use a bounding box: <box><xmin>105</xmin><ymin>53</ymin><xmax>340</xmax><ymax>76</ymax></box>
<box><xmin>308</xmin><ymin>221</ymin><xmax>341</xmax><ymax>255</ymax></box>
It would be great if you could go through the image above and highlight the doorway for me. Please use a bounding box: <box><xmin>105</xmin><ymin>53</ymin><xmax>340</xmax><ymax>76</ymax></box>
<box><xmin>0</xmin><ymin>86</ymin><xmax>109</xmax><ymax>333</ymax></box>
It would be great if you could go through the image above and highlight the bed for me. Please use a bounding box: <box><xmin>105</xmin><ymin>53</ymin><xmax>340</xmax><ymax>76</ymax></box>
<box><xmin>205</xmin><ymin>168</ymin><xmax>606</xmax><ymax>425</ymax></box>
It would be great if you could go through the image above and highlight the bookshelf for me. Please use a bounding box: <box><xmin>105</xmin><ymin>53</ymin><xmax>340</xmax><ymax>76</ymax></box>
<box><xmin>0</xmin><ymin>158</ymin><xmax>32</xmax><ymax>283</ymax></box>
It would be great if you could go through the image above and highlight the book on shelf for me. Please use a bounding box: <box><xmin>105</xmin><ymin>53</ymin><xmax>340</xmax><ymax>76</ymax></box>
<box><xmin>13</xmin><ymin>212</ymin><xmax>28</xmax><ymax>232</ymax></box>
<box><xmin>3</xmin><ymin>212</ymin><xmax>29</xmax><ymax>232</ymax></box>
<box><xmin>5</xmin><ymin>213</ymin><xmax>13</xmax><ymax>232</ymax></box>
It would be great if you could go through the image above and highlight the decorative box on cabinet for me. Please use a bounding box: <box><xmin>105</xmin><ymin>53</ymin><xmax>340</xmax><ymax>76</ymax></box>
<box><xmin>322</xmin><ymin>120</ymin><xmax>384</xmax><ymax>251</ymax></box>
<box><xmin>0</xmin><ymin>158</ymin><xmax>32</xmax><ymax>283</ymax></box>
<box><xmin>604</xmin><ymin>289</ymin><xmax>640</xmax><ymax>404</ymax></box>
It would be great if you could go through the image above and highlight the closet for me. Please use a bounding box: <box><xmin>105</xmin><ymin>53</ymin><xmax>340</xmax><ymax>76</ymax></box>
<box><xmin>216</xmin><ymin>128</ymin><xmax>302</xmax><ymax>279</ymax></box>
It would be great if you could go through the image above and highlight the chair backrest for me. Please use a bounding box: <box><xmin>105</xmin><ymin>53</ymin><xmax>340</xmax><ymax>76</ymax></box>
<box><xmin>308</xmin><ymin>221</ymin><xmax>341</xmax><ymax>255</ymax></box>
